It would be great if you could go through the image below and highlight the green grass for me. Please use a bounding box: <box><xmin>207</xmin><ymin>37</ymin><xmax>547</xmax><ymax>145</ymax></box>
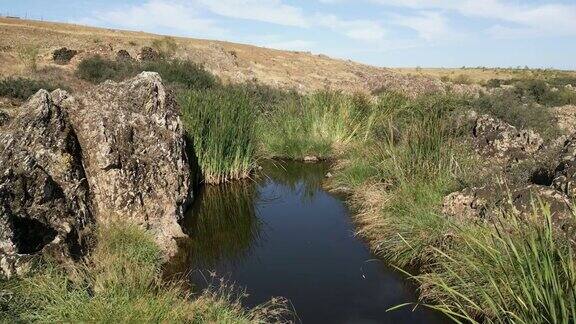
<box><xmin>340</xmin><ymin>92</ymin><xmax>471</xmax><ymax>266</ymax></box>
<box><xmin>259</xmin><ymin>90</ymin><xmax>375</xmax><ymax>159</ymax></box>
<box><xmin>415</xmin><ymin>204</ymin><xmax>576</xmax><ymax>323</ymax></box>
<box><xmin>0</xmin><ymin>77</ymin><xmax>67</xmax><ymax>100</ymax></box>
<box><xmin>0</xmin><ymin>222</ymin><xmax>288</xmax><ymax>323</ymax></box>
<box><xmin>179</xmin><ymin>87</ymin><xmax>257</xmax><ymax>184</ymax></box>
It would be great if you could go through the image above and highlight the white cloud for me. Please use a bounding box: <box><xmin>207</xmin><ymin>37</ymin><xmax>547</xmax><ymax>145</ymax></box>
<box><xmin>77</xmin><ymin>0</ymin><xmax>225</xmax><ymax>36</ymax></box>
<box><xmin>391</xmin><ymin>11</ymin><xmax>459</xmax><ymax>42</ymax></box>
<box><xmin>371</xmin><ymin>0</ymin><xmax>576</xmax><ymax>37</ymax></box>
<box><xmin>198</xmin><ymin>0</ymin><xmax>308</xmax><ymax>27</ymax></box>
<box><xmin>315</xmin><ymin>14</ymin><xmax>386</xmax><ymax>41</ymax></box>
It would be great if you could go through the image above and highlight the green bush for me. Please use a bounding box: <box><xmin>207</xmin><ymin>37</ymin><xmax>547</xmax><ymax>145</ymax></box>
<box><xmin>76</xmin><ymin>55</ymin><xmax>139</xmax><ymax>83</ymax></box>
<box><xmin>76</xmin><ymin>56</ymin><xmax>217</xmax><ymax>90</ymax></box>
<box><xmin>179</xmin><ymin>87</ymin><xmax>257</xmax><ymax>184</ymax></box>
<box><xmin>472</xmin><ymin>91</ymin><xmax>561</xmax><ymax>140</ymax></box>
<box><xmin>141</xmin><ymin>59</ymin><xmax>217</xmax><ymax>90</ymax></box>
<box><xmin>0</xmin><ymin>77</ymin><xmax>66</xmax><ymax>100</ymax></box>
<box><xmin>513</xmin><ymin>78</ymin><xmax>576</xmax><ymax>106</ymax></box>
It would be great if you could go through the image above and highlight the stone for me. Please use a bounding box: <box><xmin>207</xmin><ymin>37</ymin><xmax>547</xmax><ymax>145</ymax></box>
<box><xmin>0</xmin><ymin>110</ymin><xmax>9</xmax><ymax>127</ymax></box>
<box><xmin>52</xmin><ymin>47</ymin><xmax>78</xmax><ymax>64</ymax></box>
<box><xmin>442</xmin><ymin>186</ymin><xmax>493</xmax><ymax>223</ymax></box>
<box><xmin>0</xmin><ymin>90</ymin><xmax>92</xmax><ymax>278</ymax></box>
<box><xmin>116</xmin><ymin>49</ymin><xmax>133</xmax><ymax>62</ymax></box>
<box><xmin>138</xmin><ymin>47</ymin><xmax>160</xmax><ymax>61</ymax></box>
<box><xmin>472</xmin><ymin>114</ymin><xmax>543</xmax><ymax>162</ymax></box>
<box><xmin>303</xmin><ymin>156</ymin><xmax>319</xmax><ymax>163</ymax></box>
<box><xmin>551</xmin><ymin>105</ymin><xmax>576</xmax><ymax>134</ymax></box>
<box><xmin>507</xmin><ymin>185</ymin><xmax>575</xmax><ymax>240</ymax></box>
<box><xmin>60</xmin><ymin>72</ymin><xmax>192</xmax><ymax>258</ymax></box>
<box><xmin>552</xmin><ymin>133</ymin><xmax>576</xmax><ymax>199</ymax></box>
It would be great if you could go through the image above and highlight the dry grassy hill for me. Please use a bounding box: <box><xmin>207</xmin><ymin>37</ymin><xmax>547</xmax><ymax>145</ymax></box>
<box><xmin>0</xmin><ymin>17</ymin><xmax>445</xmax><ymax>95</ymax></box>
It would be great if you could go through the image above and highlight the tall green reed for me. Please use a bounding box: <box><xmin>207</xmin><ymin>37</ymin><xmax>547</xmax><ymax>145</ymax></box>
<box><xmin>180</xmin><ymin>87</ymin><xmax>257</xmax><ymax>184</ymax></box>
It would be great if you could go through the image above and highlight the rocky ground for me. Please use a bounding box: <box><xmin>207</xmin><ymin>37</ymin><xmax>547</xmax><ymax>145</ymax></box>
<box><xmin>443</xmin><ymin>110</ymin><xmax>576</xmax><ymax>246</ymax></box>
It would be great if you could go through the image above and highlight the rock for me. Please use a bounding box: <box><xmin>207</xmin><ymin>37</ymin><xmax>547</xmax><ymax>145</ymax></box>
<box><xmin>0</xmin><ymin>110</ymin><xmax>9</xmax><ymax>126</ymax></box>
<box><xmin>116</xmin><ymin>49</ymin><xmax>133</xmax><ymax>62</ymax></box>
<box><xmin>325</xmin><ymin>172</ymin><xmax>333</xmax><ymax>178</ymax></box>
<box><xmin>507</xmin><ymin>185</ymin><xmax>575</xmax><ymax>239</ymax></box>
<box><xmin>551</xmin><ymin>105</ymin><xmax>576</xmax><ymax>134</ymax></box>
<box><xmin>442</xmin><ymin>186</ymin><xmax>492</xmax><ymax>223</ymax></box>
<box><xmin>52</xmin><ymin>47</ymin><xmax>78</xmax><ymax>64</ymax></box>
<box><xmin>552</xmin><ymin>133</ymin><xmax>576</xmax><ymax>199</ymax></box>
<box><xmin>443</xmin><ymin>184</ymin><xmax>575</xmax><ymax>242</ymax></box>
<box><xmin>60</xmin><ymin>72</ymin><xmax>191</xmax><ymax>258</ymax></box>
<box><xmin>138</xmin><ymin>47</ymin><xmax>160</xmax><ymax>61</ymax></box>
<box><xmin>472</xmin><ymin>114</ymin><xmax>543</xmax><ymax>162</ymax></box>
<box><xmin>303</xmin><ymin>156</ymin><xmax>319</xmax><ymax>163</ymax></box>
<box><xmin>0</xmin><ymin>90</ymin><xmax>92</xmax><ymax>278</ymax></box>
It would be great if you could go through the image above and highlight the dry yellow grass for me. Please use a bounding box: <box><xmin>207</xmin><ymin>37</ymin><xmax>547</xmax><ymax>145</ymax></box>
<box><xmin>393</xmin><ymin>67</ymin><xmax>576</xmax><ymax>84</ymax></box>
<box><xmin>0</xmin><ymin>17</ymin><xmax>444</xmax><ymax>94</ymax></box>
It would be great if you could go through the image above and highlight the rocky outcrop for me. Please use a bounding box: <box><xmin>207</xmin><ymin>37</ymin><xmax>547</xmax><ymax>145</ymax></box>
<box><xmin>551</xmin><ymin>105</ymin><xmax>576</xmax><ymax>134</ymax></box>
<box><xmin>442</xmin><ymin>186</ymin><xmax>493</xmax><ymax>223</ymax></box>
<box><xmin>116</xmin><ymin>49</ymin><xmax>133</xmax><ymax>62</ymax></box>
<box><xmin>138</xmin><ymin>47</ymin><xmax>160</xmax><ymax>61</ymax></box>
<box><xmin>0</xmin><ymin>90</ymin><xmax>91</xmax><ymax>278</ymax></box>
<box><xmin>60</xmin><ymin>72</ymin><xmax>191</xmax><ymax>258</ymax></box>
<box><xmin>0</xmin><ymin>72</ymin><xmax>192</xmax><ymax>277</ymax></box>
<box><xmin>52</xmin><ymin>47</ymin><xmax>78</xmax><ymax>64</ymax></box>
<box><xmin>0</xmin><ymin>109</ymin><xmax>8</xmax><ymax>126</ymax></box>
<box><xmin>553</xmin><ymin>133</ymin><xmax>576</xmax><ymax>199</ymax></box>
<box><xmin>472</xmin><ymin>114</ymin><xmax>543</xmax><ymax>162</ymax></box>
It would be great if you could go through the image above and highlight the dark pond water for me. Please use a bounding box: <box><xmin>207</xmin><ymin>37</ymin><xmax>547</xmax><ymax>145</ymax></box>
<box><xmin>169</xmin><ymin>161</ymin><xmax>448</xmax><ymax>323</ymax></box>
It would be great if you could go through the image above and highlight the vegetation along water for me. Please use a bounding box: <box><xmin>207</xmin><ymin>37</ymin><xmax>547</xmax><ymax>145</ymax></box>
<box><xmin>1</xmin><ymin>33</ymin><xmax>575</xmax><ymax>323</ymax></box>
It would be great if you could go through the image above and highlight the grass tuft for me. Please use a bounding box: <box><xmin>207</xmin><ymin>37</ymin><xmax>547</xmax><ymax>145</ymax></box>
<box><xmin>1</xmin><ymin>221</ymin><xmax>289</xmax><ymax>323</ymax></box>
<box><xmin>180</xmin><ymin>87</ymin><xmax>257</xmax><ymax>184</ymax></box>
<box><xmin>416</xmin><ymin>204</ymin><xmax>576</xmax><ymax>323</ymax></box>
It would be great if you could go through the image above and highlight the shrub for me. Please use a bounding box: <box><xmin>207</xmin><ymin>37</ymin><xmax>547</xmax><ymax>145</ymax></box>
<box><xmin>416</xmin><ymin>204</ymin><xmax>576</xmax><ymax>323</ymax></box>
<box><xmin>472</xmin><ymin>91</ymin><xmax>561</xmax><ymax>140</ymax></box>
<box><xmin>76</xmin><ymin>56</ymin><xmax>139</xmax><ymax>83</ymax></box>
<box><xmin>76</xmin><ymin>56</ymin><xmax>217</xmax><ymax>90</ymax></box>
<box><xmin>452</xmin><ymin>74</ymin><xmax>472</xmax><ymax>85</ymax></box>
<box><xmin>17</xmin><ymin>45</ymin><xmax>39</xmax><ymax>72</ymax></box>
<box><xmin>179</xmin><ymin>87</ymin><xmax>257</xmax><ymax>184</ymax></box>
<box><xmin>142</xmin><ymin>59</ymin><xmax>217</xmax><ymax>90</ymax></box>
<box><xmin>0</xmin><ymin>77</ymin><xmax>66</xmax><ymax>100</ymax></box>
<box><xmin>151</xmin><ymin>37</ymin><xmax>178</xmax><ymax>59</ymax></box>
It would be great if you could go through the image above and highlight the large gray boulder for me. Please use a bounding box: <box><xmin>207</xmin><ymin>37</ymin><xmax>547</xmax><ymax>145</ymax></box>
<box><xmin>60</xmin><ymin>72</ymin><xmax>191</xmax><ymax>258</ymax></box>
<box><xmin>0</xmin><ymin>72</ymin><xmax>193</xmax><ymax>278</ymax></box>
<box><xmin>0</xmin><ymin>90</ymin><xmax>91</xmax><ymax>278</ymax></box>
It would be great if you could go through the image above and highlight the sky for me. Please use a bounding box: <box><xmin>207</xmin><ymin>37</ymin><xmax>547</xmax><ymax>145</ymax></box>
<box><xmin>2</xmin><ymin>0</ymin><xmax>575</xmax><ymax>69</ymax></box>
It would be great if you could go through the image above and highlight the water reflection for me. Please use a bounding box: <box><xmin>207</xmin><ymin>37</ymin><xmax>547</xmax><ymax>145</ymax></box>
<box><xmin>169</xmin><ymin>181</ymin><xmax>261</xmax><ymax>274</ymax></box>
<box><xmin>168</xmin><ymin>160</ymin><xmax>448</xmax><ymax>323</ymax></box>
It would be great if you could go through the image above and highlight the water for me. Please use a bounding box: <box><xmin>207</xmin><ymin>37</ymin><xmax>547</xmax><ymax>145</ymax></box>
<box><xmin>169</xmin><ymin>161</ymin><xmax>448</xmax><ymax>323</ymax></box>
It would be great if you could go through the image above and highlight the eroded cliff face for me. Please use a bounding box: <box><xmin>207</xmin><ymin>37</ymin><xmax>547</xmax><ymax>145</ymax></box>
<box><xmin>0</xmin><ymin>72</ymin><xmax>192</xmax><ymax>278</ymax></box>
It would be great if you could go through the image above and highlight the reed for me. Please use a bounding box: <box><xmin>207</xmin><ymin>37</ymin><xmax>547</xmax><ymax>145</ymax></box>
<box><xmin>180</xmin><ymin>87</ymin><xmax>257</xmax><ymax>184</ymax></box>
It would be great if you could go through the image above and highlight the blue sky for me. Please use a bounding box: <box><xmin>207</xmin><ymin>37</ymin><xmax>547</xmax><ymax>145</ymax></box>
<box><xmin>2</xmin><ymin>0</ymin><xmax>575</xmax><ymax>69</ymax></box>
